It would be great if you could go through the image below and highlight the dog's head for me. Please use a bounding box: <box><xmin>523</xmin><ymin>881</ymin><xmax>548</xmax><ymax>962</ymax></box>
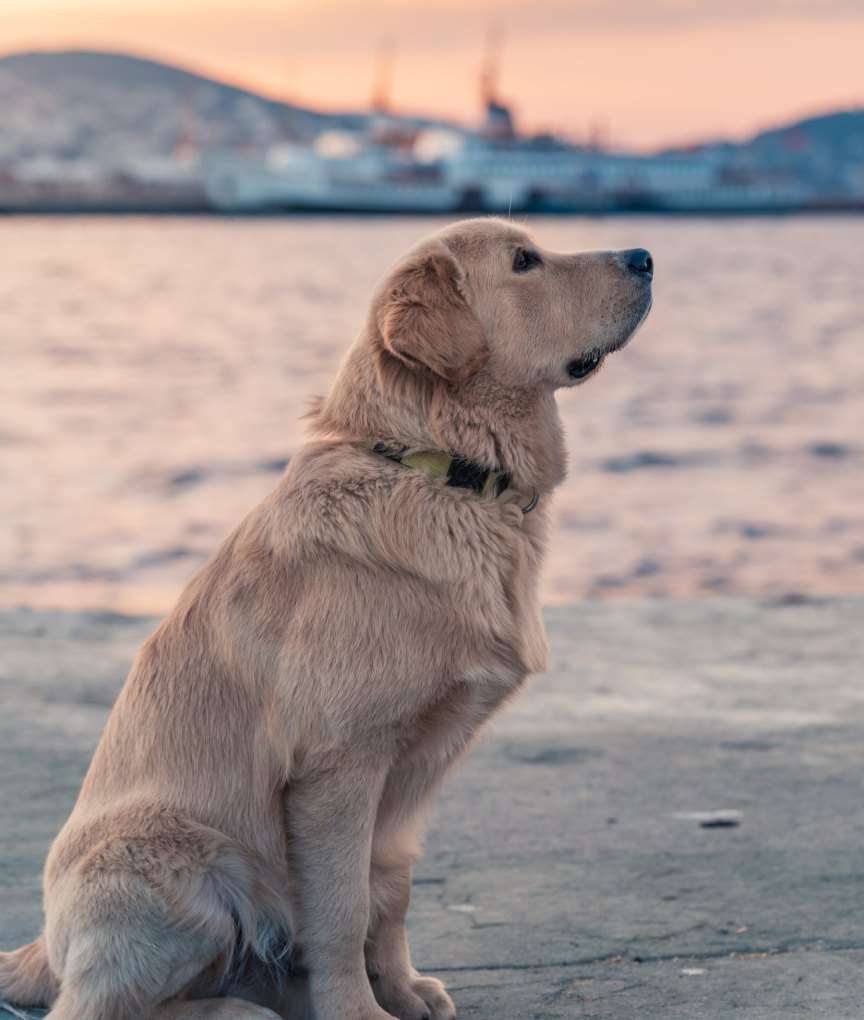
<box><xmin>310</xmin><ymin>218</ymin><xmax>653</xmax><ymax>485</ymax></box>
<box><xmin>373</xmin><ymin>217</ymin><xmax>652</xmax><ymax>391</ymax></box>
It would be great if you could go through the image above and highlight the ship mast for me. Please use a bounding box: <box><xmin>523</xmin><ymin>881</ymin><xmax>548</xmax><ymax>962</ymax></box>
<box><xmin>372</xmin><ymin>37</ymin><xmax>394</xmax><ymax>115</ymax></box>
<box><xmin>480</xmin><ymin>23</ymin><xmax>502</xmax><ymax>110</ymax></box>
<box><xmin>479</xmin><ymin>24</ymin><xmax>515</xmax><ymax>140</ymax></box>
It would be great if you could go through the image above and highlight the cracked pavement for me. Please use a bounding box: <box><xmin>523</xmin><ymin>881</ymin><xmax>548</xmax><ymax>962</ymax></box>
<box><xmin>2</xmin><ymin>597</ymin><xmax>863</xmax><ymax>1018</ymax></box>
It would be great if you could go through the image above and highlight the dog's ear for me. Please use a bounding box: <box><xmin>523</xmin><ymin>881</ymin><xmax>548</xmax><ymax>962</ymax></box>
<box><xmin>377</xmin><ymin>247</ymin><xmax>489</xmax><ymax>383</ymax></box>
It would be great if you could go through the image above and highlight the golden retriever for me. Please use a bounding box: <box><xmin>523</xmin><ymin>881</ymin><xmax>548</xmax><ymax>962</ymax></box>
<box><xmin>0</xmin><ymin>218</ymin><xmax>653</xmax><ymax>1020</ymax></box>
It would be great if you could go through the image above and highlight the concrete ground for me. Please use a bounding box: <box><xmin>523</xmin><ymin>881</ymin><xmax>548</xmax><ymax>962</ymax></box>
<box><xmin>1</xmin><ymin>597</ymin><xmax>862</xmax><ymax>1018</ymax></box>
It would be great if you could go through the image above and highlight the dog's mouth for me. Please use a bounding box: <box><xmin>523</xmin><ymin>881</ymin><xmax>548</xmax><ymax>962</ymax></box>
<box><xmin>565</xmin><ymin>331</ymin><xmax>631</xmax><ymax>380</ymax></box>
<box><xmin>567</xmin><ymin>295</ymin><xmax>653</xmax><ymax>382</ymax></box>
<box><xmin>566</xmin><ymin>352</ymin><xmax>605</xmax><ymax>380</ymax></box>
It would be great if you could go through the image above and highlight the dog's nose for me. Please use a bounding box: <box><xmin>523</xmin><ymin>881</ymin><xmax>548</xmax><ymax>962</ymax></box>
<box><xmin>625</xmin><ymin>248</ymin><xmax>654</xmax><ymax>277</ymax></box>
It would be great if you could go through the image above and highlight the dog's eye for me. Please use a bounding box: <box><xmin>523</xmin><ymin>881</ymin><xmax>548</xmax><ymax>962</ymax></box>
<box><xmin>513</xmin><ymin>248</ymin><xmax>542</xmax><ymax>273</ymax></box>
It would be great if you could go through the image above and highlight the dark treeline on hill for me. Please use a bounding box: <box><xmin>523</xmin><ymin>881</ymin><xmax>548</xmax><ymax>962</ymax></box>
<box><xmin>1</xmin><ymin>47</ymin><xmax>863</xmax><ymax>169</ymax></box>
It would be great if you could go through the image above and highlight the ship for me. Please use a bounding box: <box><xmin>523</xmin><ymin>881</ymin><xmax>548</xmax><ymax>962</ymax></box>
<box><xmin>201</xmin><ymin>41</ymin><xmax>816</xmax><ymax>216</ymax></box>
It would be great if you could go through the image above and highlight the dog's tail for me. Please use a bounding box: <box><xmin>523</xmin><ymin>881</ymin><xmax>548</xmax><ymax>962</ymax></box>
<box><xmin>0</xmin><ymin>934</ymin><xmax>60</xmax><ymax>1008</ymax></box>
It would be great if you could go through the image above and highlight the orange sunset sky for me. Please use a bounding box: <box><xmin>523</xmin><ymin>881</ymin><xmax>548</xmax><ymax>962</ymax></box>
<box><xmin>4</xmin><ymin>0</ymin><xmax>864</xmax><ymax>150</ymax></box>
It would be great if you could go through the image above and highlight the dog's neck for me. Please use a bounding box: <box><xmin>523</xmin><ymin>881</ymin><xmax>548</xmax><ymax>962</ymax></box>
<box><xmin>430</xmin><ymin>372</ymin><xmax>567</xmax><ymax>493</ymax></box>
<box><xmin>307</xmin><ymin>342</ymin><xmax>568</xmax><ymax>494</ymax></box>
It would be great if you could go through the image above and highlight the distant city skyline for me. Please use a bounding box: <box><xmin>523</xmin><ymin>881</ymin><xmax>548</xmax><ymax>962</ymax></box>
<box><xmin>5</xmin><ymin>0</ymin><xmax>864</xmax><ymax>150</ymax></box>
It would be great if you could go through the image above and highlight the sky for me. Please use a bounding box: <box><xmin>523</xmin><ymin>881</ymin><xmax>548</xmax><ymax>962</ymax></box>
<box><xmin>4</xmin><ymin>0</ymin><xmax>864</xmax><ymax>150</ymax></box>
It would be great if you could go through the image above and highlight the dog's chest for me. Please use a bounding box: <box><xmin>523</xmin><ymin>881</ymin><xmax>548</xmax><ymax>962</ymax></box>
<box><xmin>479</xmin><ymin>505</ymin><xmax>549</xmax><ymax>675</ymax></box>
<box><xmin>392</xmin><ymin>659</ymin><xmax>531</xmax><ymax>768</ymax></box>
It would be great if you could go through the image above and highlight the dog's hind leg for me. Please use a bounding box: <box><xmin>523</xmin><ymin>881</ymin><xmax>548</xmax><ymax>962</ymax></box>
<box><xmin>41</xmin><ymin>928</ymin><xmax>236</xmax><ymax>1020</ymax></box>
<box><xmin>0</xmin><ymin>935</ymin><xmax>59</xmax><ymax>1008</ymax></box>
<box><xmin>41</xmin><ymin>807</ymin><xmax>294</xmax><ymax>1020</ymax></box>
<box><xmin>44</xmin><ymin>986</ymin><xmax>283</xmax><ymax>1020</ymax></box>
<box><xmin>41</xmin><ymin>934</ymin><xmax>285</xmax><ymax>1020</ymax></box>
<box><xmin>42</xmin><ymin>858</ymin><xmax>278</xmax><ymax>1020</ymax></box>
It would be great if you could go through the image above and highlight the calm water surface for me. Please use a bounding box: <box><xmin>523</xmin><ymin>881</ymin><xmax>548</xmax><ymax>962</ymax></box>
<box><xmin>2</xmin><ymin>215</ymin><xmax>863</xmax><ymax>611</ymax></box>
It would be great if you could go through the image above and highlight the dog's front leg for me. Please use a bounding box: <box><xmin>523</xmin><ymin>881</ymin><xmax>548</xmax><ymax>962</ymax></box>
<box><xmin>366</xmin><ymin>847</ymin><xmax>456</xmax><ymax>1020</ymax></box>
<box><xmin>365</xmin><ymin>765</ymin><xmax>458</xmax><ymax>1020</ymax></box>
<box><xmin>285</xmin><ymin>758</ymin><xmax>397</xmax><ymax>1020</ymax></box>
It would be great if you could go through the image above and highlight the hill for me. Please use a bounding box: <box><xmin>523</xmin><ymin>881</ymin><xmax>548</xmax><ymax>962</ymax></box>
<box><xmin>0</xmin><ymin>49</ymin><xmax>371</xmax><ymax>165</ymax></box>
<box><xmin>665</xmin><ymin>107</ymin><xmax>864</xmax><ymax>191</ymax></box>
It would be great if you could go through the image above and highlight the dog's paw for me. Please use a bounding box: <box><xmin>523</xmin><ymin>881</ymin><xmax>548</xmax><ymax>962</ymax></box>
<box><xmin>373</xmin><ymin>973</ymin><xmax>456</xmax><ymax>1020</ymax></box>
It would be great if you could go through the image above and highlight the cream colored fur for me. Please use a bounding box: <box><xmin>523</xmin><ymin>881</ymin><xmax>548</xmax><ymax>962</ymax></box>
<box><xmin>0</xmin><ymin>218</ymin><xmax>652</xmax><ymax>1020</ymax></box>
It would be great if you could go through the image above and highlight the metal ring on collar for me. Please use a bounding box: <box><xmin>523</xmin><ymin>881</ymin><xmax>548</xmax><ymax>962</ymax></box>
<box><xmin>521</xmin><ymin>487</ymin><xmax>539</xmax><ymax>514</ymax></box>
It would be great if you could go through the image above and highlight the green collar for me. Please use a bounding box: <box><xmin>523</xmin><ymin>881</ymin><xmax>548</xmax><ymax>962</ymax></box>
<box><xmin>366</xmin><ymin>442</ymin><xmax>539</xmax><ymax>514</ymax></box>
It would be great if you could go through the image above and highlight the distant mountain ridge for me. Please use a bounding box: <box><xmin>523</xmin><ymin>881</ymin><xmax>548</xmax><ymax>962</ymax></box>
<box><xmin>1</xmin><ymin>50</ymin><xmax>282</xmax><ymax>94</ymax></box>
<box><xmin>661</xmin><ymin>107</ymin><xmax>864</xmax><ymax>193</ymax></box>
<box><xmin>0</xmin><ymin>49</ymin><xmax>385</xmax><ymax>165</ymax></box>
<box><xmin>751</xmin><ymin>109</ymin><xmax>864</xmax><ymax>151</ymax></box>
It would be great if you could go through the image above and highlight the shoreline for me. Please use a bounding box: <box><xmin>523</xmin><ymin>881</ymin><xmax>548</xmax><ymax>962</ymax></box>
<box><xmin>0</xmin><ymin>585</ymin><xmax>857</xmax><ymax>623</ymax></box>
<box><xmin>2</xmin><ymin>206</ymin><xmax>864</xmax><ymax>218</ymax></box>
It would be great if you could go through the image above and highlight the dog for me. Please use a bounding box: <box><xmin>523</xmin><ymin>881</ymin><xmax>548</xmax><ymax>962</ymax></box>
<box><xmin>0</xmin><ymin>217</ymin><xmax>652</xmax><ymax>1020</ymax></box>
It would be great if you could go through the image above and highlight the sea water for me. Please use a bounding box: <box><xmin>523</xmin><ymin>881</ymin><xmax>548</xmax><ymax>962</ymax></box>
<box><xmin>2</xmin><ymin>214</ymin><xmax>862</xmax><ymax>611</ymax></box>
